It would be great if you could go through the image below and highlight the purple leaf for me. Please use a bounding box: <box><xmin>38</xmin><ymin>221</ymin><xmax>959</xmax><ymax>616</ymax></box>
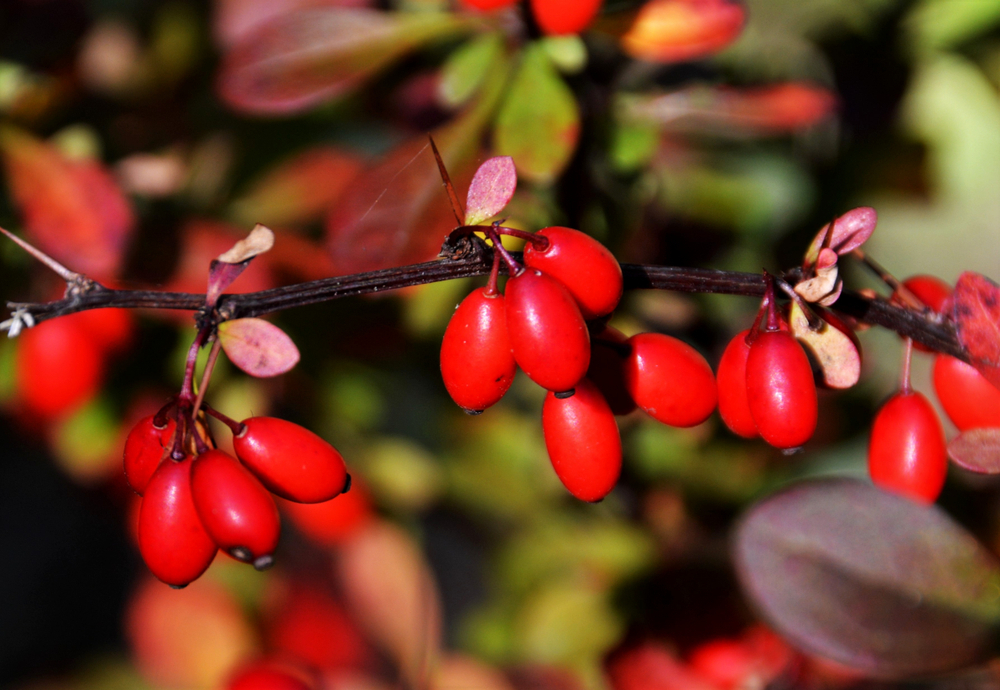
<box><xmin>734</xmin><ymin>478</ymin><xmax>1000</xmax><ymax>678</ymax></box>
<box><xmin>206</xmin><ymin>224</ymin><xmax>275</xmax><ymax>307</ymax></box>
<box><xmin>217</xmin><ymin>318</ymin><xmax>300</xmax><ymax>377</ymax></box>
<box><xmin>464</xmin><ymin>156</ymin><xmax>516</xmax><ymax>226</ymax></box>
<box><xmin>804</xmin><ymin>207</ymin><xmax>877</xmax><ymax>265</ymax></box>
<box><xmin>949</xmin><ymin>428</ymin><xmax>1000</xmax><ymax>474</ymax></box>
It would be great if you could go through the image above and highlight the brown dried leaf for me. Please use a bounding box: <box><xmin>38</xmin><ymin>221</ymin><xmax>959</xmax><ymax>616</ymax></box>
<box><xmin>951</xmin><ymin>272</ymin><xmax>1000</xmax><ymax>390</ymax></box>
<box><xmin>789</xmin><ymin>302</ymin><xmax>860</xmax><ymax>389</ymax></box>
<box><xmin>216</xmin><ymin>223</ymin><xmax>275</xmax><ymax>264</ymax></box>
<box><xmin>794</xmin><ymin>257</ymin><xmax>839</xmax><ymax>304</ymax></box>
<box><xmin>948</xmin><ymin>428</ymin><xmax>1000</xmax><ymax>474</ymax></box>
<box><xmin>217</xmin><ymin>317</ymin><xmax>300</xmax><ymax>377</ymax></box>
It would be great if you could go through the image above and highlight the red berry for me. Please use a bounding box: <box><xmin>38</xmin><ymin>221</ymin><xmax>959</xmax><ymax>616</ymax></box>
<box><xmin>440</xmin><ymin>287</ymin><xmax>516</xmax><ymax>412</ymax></box>
<box><xmin>458</xmin><ymin>0</ymin><xmax>518</xmax><ymax>9</ymax></box>
<box><xmin>530</xmin><ymin>0</ymin><xmax>602</xmax><ymax>35</ymax></box>
<box><xmin>869</xmin><ymin>391</ymin><xmax>947</xmax><ymax>504</ymax></box>
<box><xmin>542</xmin><ymin>378</ymin><xmax>622</xmax><ymax>502</ymax></box>
<box><xmin>933</xmin><ymin>355</ymin><xmax>1000</xmax><ymax>430</ymax></box>
<box><xmin>234</xmin><ymin>417</ymin><xmax>348</xmax><ymax>503</ymax></box>
<box><xmin>716</xmin><ymin>330</ymin><xmax>757</xmax><ymax>439</ymax></box>
<box><xmin>588</xmin><ymin>325</ymin><xmax>636</xmax><ymax>415</ymax></box>
<box><xmin>745</xmin><ymin>330</ymin><xmax>817</xmax><ymax>449</ymax></box>
<box><xmin>523</xmin><ymin>226</ymin><xmax>623</xmax><ymax>319</ymax></box>
<box><xmin>278</xmin><ymin>481</ymin><xmax>373</xmax><ymax>546</ymax></box>
<box><xmin>138</xmin><ymin>456</ymin><xmax>217</xmax><ymax>587</ymax></box>
<box><xmin>16</xmin><ymin>317</ymin><xmax>103</xmax><ymax>420</ymax></box>
<box><xmin>623</xmin><ymin>333</ymin><xmax>717</xmax><ymax>428</ymax></box>
<box><xmin>899</xmin><ymin>275</ymin><xmax>951</xmax><ymax>312</ymax></box>
<box><xmin>70</xmin><ymin>307</ymin><xmax>134</xmax><ymax>355</ymax></box>
<box><xmin>505</xmin><ymin>268</ymin><xmax>590</xmax><ymax>393</ymax></box>
<box><xmin>123</xmin><ymin>414</ymin><xmax>177</xmax><ymax>494</ymax></box>
<box><xmin>227</xmin><ymin>660</ymin><xmax>315</xmax><ymax>690</ymax></box>
<box><xmin>191</xmin><ymin>449</ymin><xmax>281</xmax><ymax>569</ymax></box>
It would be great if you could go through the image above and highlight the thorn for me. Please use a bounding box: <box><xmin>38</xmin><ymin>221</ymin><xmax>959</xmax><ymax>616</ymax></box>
<box><xmin>0</xmin><ymin>226</ymin><xmax>80</xmax><ymax>282</ymax></box>
<box><xmin>428</xmin><ymin>136</ymin><xmax>465</xmax><ymax>227</ymax></box>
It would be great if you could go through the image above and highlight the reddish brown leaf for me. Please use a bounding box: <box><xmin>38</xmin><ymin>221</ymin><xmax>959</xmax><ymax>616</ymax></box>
<box><xmin>949</xmin><ymin>428</ymin><xmax>1000</xmax><ymax>474</ymax></box>
<box><xmin>0</xmin><ymin>127</ymin><xmax>134</xmax><ymax>282</ymax></box>
<box><xmin>217</xmin><ymin>7</ymin><xmax>468</xmax><ymax>115</ymax></box>
<box><xmin>804</xmin><ymin>207</ymin><xmax>877</xmax><ymax>266</ymax></box>
<box><xmin>620</xmin><ymin>0</ymin><xmax>745</xmax><ymax>64</ymax></box>
<box><xmin>214</xmin><ymin>0</ymin><xmax>371</xmax><ymax>49</ymax></box>
<box><xmin>951</xmin><ymin>272</ymin><xmax>1000</xmax><ymax>389</ymax></box>
<box><xmin>218</xmin><ymin>317</ymin><xmax>300</xmax><ymax>378</ymax></box>
<box><xmin>166</xmin><ymin>220</ymin><xmax>276</xmax><ymax>297</ymax></box>
<box><xmin>464</xmin><ymin>156</ymin><xmax>516</xmax><ymax>226</ymax></box>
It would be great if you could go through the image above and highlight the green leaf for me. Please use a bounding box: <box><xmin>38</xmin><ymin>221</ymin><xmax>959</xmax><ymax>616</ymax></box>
<box><xmin>493</xmin><ymin>45</ymin><xmax>580</xmax><ymax>185</ymax></box>
<box><xmin>907</xmin><ymin>0</ymin><xmax>1000</xmax><ymax>52</ymax></box>
<box><xmin>438</xmin><ymin>32</ymin><xmax>503</xmax><ymax>109</ymax></box>
<box><xmin>539</xmin><ymin>35</ymin><xmax>587</xmax><ymax>74</ymax></box>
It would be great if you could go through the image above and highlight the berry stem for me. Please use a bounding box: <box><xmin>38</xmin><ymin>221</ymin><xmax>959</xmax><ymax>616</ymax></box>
<box><xmin>485</xmin><ymin>223</ymin><xmax>522</xmax><ymax>276</ymax></box>
<box><xmin>494</xmin><ymin>226</ymin><xmax>550</xmax><ymax>250</ymax></box>
<box><xmin>191</xmin><ymin>336</ymin><xmax>223</xmax><ymax>421</ymax></box>
<box><xmin>763</xmin><ymin>272</ymin><xmax>780</xmax><ymax>332</ymax></box>
<box><xmin>485</xmin><ymin>245</ymin><xmax>502</xmax><ymax>296</ymax></box>
<box><xmin>775</xmin><ymin>276</ymin><xmax>824</xmax><ymax>330</ymax></box>
<box><xmin>203</xmin><ymin>405</ymin><xmax>244</xmax><ymax>435</ymax></box>
<box><xmin>179</xmin><ymin>327</ymin><xmax>210</xmax><ymax>404</ymax></box>
<box><xmin>850</xmin><ymin>249</ymin><xmax>924</xmax><ymax>310</ymax></box>
<box><xmin>900</xmin><ymin>337</ymin><xmax>914</xmax><ymax>394</ymax></box>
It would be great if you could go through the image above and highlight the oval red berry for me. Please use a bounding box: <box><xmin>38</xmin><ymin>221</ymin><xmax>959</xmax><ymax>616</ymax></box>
<box><xmin>933</xmin><ymin>355</ymin><xmax>1000</xmax><ymax>431</ymax></box>
<box><xmin>530</xmin><ymin>0</ymin><xmax>602</xmax><ymax>35</ymax></box>
<box><xmin>123</xmin><ymin>415</ymin><xmax>177</xmax><ymax>495</ymax></box>
<box><xmin>869</xmin><ymin>391</ymin><xmax>947</xmax><ymax>504</ymax></box>
<box><xmin>716</xmin><ymin>330</ymin><xmax>758</xmax><ymax>439</ymax></box>
<box><xmin>745</xmin><ymin>330</ymin><xmax>817</xmax><ymax>449</ymax></box>
<box><xmin>623</xmin><ymin>332</ymin><xmax>717</xmax><ymax>428</ymax></box>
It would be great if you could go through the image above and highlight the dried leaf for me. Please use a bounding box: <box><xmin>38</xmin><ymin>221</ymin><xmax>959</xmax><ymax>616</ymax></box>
<box><xmin>0</xmin><ymin>126</ymin><xmax>134</xmax><ymax>282</ymax></box>
<box><xmin>793</xmin><ymin>255</ymin><xmax>839</xmax><ymax>305</ymax></box>
<box><xmin>167</xmin><ymin>220</ymin><xmax>276</xmax><ymax>299</ymax></box>
<box><xmin>804</xmin><ymin>207</ymin><xmax>877</xmax><ymax>265</ymax></box>
<box><xmin>949</xmin><ymin>428</ymin><xmax>1000</xmax><ymax>474</ymax></box>
<box><xmin>217</xmin><ymin>223</ymin><xmax>275</xmax><ymax>264</ymax></box>
<box><xmin>951</xmin><ymin>272</ymin><xmax>1000</xmax><ymax>389</ymax></box>
<box><xmin>218</xmin><ymin>318</ymin><xmax>300</xmax><ymax>377</ymax></box>
<box><xmin>620</xmin><ymin>0</ymin><xmax>745</xmax><ymax>64</ymax></box>
<box><xmin>464</xmin><ymin>156</ymin><xmax>517</xmax><ymax>226</ymax></box>
<box><xmin>217</xmin><ymin>7</ymin><xmax>468</xmax><ymax>114</ymax></box>
<box><xmin>788</xmin><ymin>302</ymin><xmax>860</xmax><ymax>389</ymax></box>
<box><xmin>734</xmin><ymin>479</ymin><xmax>1000</xmax><ymax>678</ymax></box>
<box><xmin>493</xmin><ymin>44</ymin><xmax>580</xmax><ymax>185</ymax></box>
<box><xmin>336</xmin><ymin>520</ymin><xmax>442</xmax><ymax>686</ymax></box>
<box><xmin>229</xmin><ymin>146</ymin><xmax>363</xmax><ymax>227</ymax></box>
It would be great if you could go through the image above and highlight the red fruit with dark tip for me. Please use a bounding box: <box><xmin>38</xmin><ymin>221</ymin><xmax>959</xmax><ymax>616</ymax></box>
<box><xmin>530</xmin><ymin>0</ymin><xmax>602</xmax><ymax>35</ymax></box>
<box><xmin>16</xmin><ymin>317</ymin><xmax>103</xmax><ymax>420</ymax></box>
<box><xmin>623</xmin><ymin>333</ymin><xmax>717</xmax><ymax>428</ymax></box>
<box><xmin>933</xmin><ymin>355</ymin><xmax>1000</xmax><ymax>430</ymax></box>
<box><xmin>869</xmin><ymin>391</ymin><xmax>947</xmax><ymax>504</ymax></box>
<box><xmin>588</xmin><ymin>325</ymin><xmax>636</xmax><ymax>415</ymax></box>
<box><xmin>716</xmin><ymin>330</ymin><xmax>758</xmax><ymax>439</ymax></box>
<box><xmin>523</xmin><ymin>226</ymin><xmax>623</xmax><ymax>319</ymax></box>
<box><xmin>440</xmin><ymin>287</ymin><xmax>516</xmax><ymax>412</ymax></box>
<box><xmin>227</xmin><ymin>661</ymin><xmax>314</xmax><ymax>690</ymax></box>
<box><xmin>234</xmin><ymin>417</ymin><xmax>348</xmax><ymax>503</ymax></box>
<box><xmin>123</xmin><ymin>414</ymin><xmax>177</xmax><ymax>494</ymax></box>
<box><xmin>505</xmin><ymin>268</ymin><xmax>590</xmax><ymax>393</ymax></box>
<box><xmin>138</xmin><ymin>456</ymin><xmax>217</xmax><ymax>587</ymax></box>
<box><xmin>191</xmin><ymin>449</ymin><xmax>280</xmax><ymax>569</ymax></box>
<box><xmin>745</xmin><ymin>330</ymin><xmax>817</xmax><ymax>449</ymax></box>
<box><xmin>542</xmin><ymin>378</ymin><xmax>622</xmax><ymax>502</ymax></box>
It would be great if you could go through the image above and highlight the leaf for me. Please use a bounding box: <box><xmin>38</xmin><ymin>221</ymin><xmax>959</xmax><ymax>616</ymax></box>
<box><xmin>464</xmin><ymin>156</ymin><xmax>517</xmax><ymax>226</ymax></box>
<box><xmin>0</xmin><ymin>127</ymin><xmax>134</xmax><ymax>282</ymax></box>
<box><xmin>788</xmin><ymin>302</ymin><xmax>860</xmax><ymax>390</ymax></box>
<box><xmin>620</xmin><ymin>0</ymin><xmax>745</xmax><ymax>64</ymax></box>
<box><xmin>793</xmin><ymin>248</ymin><xmax>839</xmax><ymax>304</ymax></box>
<box><xmin>217</xmin><ymin>7</ymin><xmax>468</xmax><ymax>114</ymax></box>
<box><xmin>951</xmin><ymin>271</ymin><xmax>1000</xmax><ymax>389</ymax></box>
<box><xmin>438</xmin><ymin>32</ymin><xmax>503</xmax><ymax>109</ymax></box>
<box><xmin>493</xmin><ymin>45</ymin><xmax>580</xmax><ymax>185</ymax></box>
<box><xmin>206</xmin><ymin>224</ymin><xmax>276</xmax><ymax>307</ymax></box>
<box><xmin>734</xmin><ymin>478</ymin><xmax>1000</xmax><ymax>678</ymax></box>
<box><xmin>214</xmin><ymin>0</ymin><xmax>372</xmax><ymax>49</ymax></box>
<box><xmin>217</xmin><ymin>318</ymin><xmax>300</xmax><ymax>377</ymax></box>
<box><xmin>804</xmin><ymin>206</ymin><xmax>877</xmax><ymax>266</ymax></box>
<box><xmin>336</xmin><ymin>519</ymin><xmax>442</xmax><ymax>686</ymax></box>
<box><xmin>229</xmin><ymin>146</ymin><xmax>363</xmax><ymax>227</ymax></box>
<box><xmin>949</xmin><ymin>428</ymin><xmax>1000</xmax><ymax>474</ymax></box>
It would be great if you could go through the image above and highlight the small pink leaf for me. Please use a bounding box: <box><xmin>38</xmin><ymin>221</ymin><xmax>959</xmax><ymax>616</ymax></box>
<box><xmin>804</xmin><ymin>207</ymin><xmax>877</xmax><ymax>265</ymax></box>
<box><xmin>464</xmin><ymin>156</ymin><xmax>516</xmax><ymax>226</ymax></box>
<box><xmin>951</xmin><ymin>272</ymin><xmax>1000</xmax><ymax>389</ymax></box>
<box><xmin>949</xmin><ymin>428</ymin><xmax>1000</xmax><ymax>474</ymax></box>
<box><xmin>217</xmin><ymin>318</ymin><xmax>300</xmax><ymax>377</ymax></box>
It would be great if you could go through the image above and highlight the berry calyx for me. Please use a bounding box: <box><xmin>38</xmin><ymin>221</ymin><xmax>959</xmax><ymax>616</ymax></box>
<box><xmin>623</xmin><ymin>333</ymin><xmax>718</xmax><ymax>428</ymax></box>
<box><xmin>505</xmin><ymin>268</ymin><xmax>590</xmax><ymax>394</ymax></box>
<box><xmin>745</xmin><ymin>330</ymin><xmax>817</xmax><ymax>449</ymax></box>
<box><xmin>530</xmin><ymin>0</ymin><xmax>603</xmax><ymax>35</ymax></box>
<box><xmin>523</xmin><ymin>226</ymin><xmax>623</xmax><ymax>319</ymax></box>
<box><xmin>191</xmin><ymin>449</ymin><xmax>281</xmax><ymax>570</ymax></box>
<box><xmin>138</xmin><ymin>456</ymin><xmax>217</xmax><ymax>587</ymax></box>
<box><xmin>869</xmin><ymin>391</ymin><xmax>947</xmax><ymax>504</ymax></box>
<box><xmin>123</xmin><ymin>414</ymin><xmax>178</xmax><ymax>494</ymax></box>
<box><xmin>234</xmin><ymin>417</ymin><xmax>349</xmax><ymax>503</ymax></box>
<box><xmin>932</xmin><ymin>355</ymin><xmax>1000</xmax><ymax>431</ymax></box>
<box><xmin>716</xmin><ymin>330</ymin><xmax>758</xmax><ymax>439</ymax></box>
<box><xmin>542</xmin><ymin>378</ymin><xmax>622</xmax><ymax>502</ymax></box>
<box><xmin>440</xmin><ymin>286</ymin><xmax>516</xmax><ymax>413</ymax></box>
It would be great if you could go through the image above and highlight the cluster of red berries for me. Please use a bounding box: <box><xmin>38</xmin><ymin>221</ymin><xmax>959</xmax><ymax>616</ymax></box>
<box><xmin>124</xmin><ymin>408</ymin><xmax>349</xmax><ymax>587</ymax></box>
<box><xmin>441</xmin><ymin>225</ymin><xmax>717</xmax><ymax>503</ymax></box>
<box><xmin>460</xmin><ymin>0</ymin><xmax>603</xmax><ymax>35</ymax></box>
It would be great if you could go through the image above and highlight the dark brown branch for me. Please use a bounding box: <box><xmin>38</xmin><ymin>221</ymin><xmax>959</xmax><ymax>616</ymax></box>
<box><xmin>3</xmin><ymin>250</ymin><xmax>967</xmax><ymax>361</ymax></box>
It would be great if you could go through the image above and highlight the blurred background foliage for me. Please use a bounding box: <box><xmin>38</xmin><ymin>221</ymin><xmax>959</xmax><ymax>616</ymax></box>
<box><xmin>0</xmin><ymin>0</ymin><xmax>999</xmax><ymax>688</ymax></box>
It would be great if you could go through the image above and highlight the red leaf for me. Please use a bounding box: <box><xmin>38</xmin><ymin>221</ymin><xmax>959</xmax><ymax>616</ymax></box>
<box><xmin>464</xmin><ymin>156</ymin><xmax>516</xmax><ymax>226</ymax></box>
<box><xmin>0</xmin><ymin>127</ymin><xmax>134</xmax><ymax>282</ymax></box>
<box><xmin>803</xmin><ymin>206</ymin><xmax>877</xmax><ymax>266</ymax></box>
<box><xmin>621</xmin><ymin>0</ymin><xmax>745</xmax><ymax>64</ymax></box>
<box><xmin>218</xmin><ymin>318</ymin><xmax>300</xmax><ymax>378</ymax></box>
<box><xmin>217</xmin><ymin>7</ymin><xmax>467</xmax><ymax>115</ymax></box>
<box><xmin>214</xmin><ymin>0</ymin><xmax>371</xmax><ymax>49</ymax></box>
<box><xmin>948</xmin><ymin>428</ymin><xmax>1000</xmax><ymax>474</ymax></box>
<box><xmin>951</xmin><ymin>272</ymin><xmax>1000</xmax><ymax>389</ymax></box>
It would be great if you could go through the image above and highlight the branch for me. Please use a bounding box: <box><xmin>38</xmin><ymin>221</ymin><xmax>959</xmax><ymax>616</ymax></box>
<box><xmin>2</xmin><ymin>245</ymin><xmax>967</xmax><ymax>361</ymax></box>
